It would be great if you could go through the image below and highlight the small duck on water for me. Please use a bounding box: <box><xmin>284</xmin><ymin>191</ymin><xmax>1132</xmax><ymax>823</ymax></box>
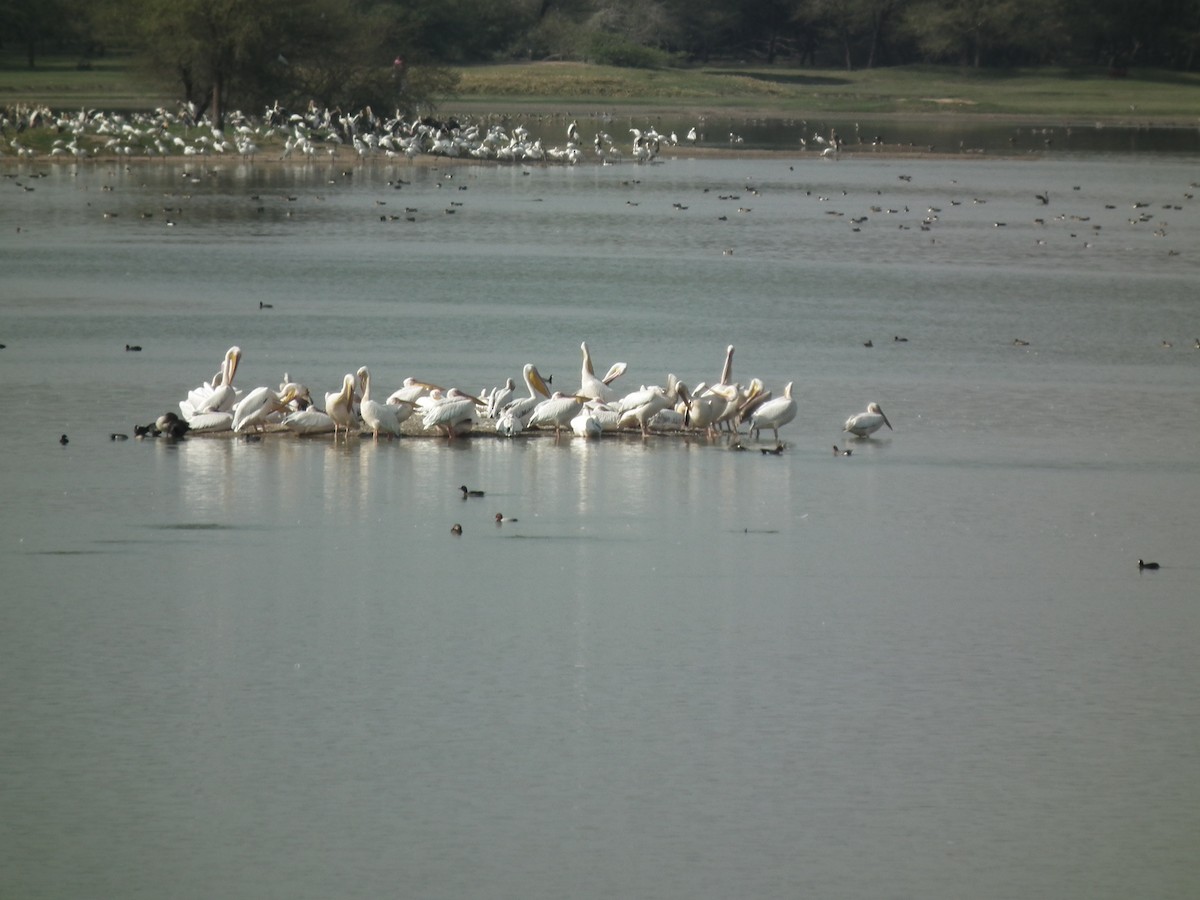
<box><xmin>1138</xmin><ymin>559</ymin><xmax>1160</xmax><ymax>570</ymax></box>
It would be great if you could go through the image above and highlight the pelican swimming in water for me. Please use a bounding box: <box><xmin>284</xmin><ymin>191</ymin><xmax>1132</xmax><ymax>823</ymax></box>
<box><xmin>746</xmin><ymin>381</ymin><xmax>797</xmax><ymax>441</ymax></box>
<box><xmin>579</xmin><ymin>342</ymin><xmax>627</xmax><ymax>403</ymax></box>
<box><xmin>326</xmin><ymin>373</ymin><xmax>359</xmax><ymax>437</ymax></box>
<box><xmin>844</xmin><ymin>402</ymin><xmax>893</xmax><ymax>437</ymax></box>
<box><xmin>358</xmin><ymin>366</ymin><xmax>409</xmax><ymax>439</ymax></box>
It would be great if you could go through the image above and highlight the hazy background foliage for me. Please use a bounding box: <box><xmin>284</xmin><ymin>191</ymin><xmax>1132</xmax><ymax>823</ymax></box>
<box><xmin>2</xmin><ymin>0</ymin><xmax>1198</xmax><ymax>121</ymax></box>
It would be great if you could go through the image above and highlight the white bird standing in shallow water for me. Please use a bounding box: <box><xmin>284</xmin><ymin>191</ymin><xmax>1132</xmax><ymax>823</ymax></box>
<box><xmin>326</xmin><ymin>373</ymin><xmax>359</xmax><ymax>438</ymax></box>
<box><xmin>615</xmin><ymin>385</ymin><xmax>674</xmax><ymax>436</ymax></box>
<box><xmin>232</xmin><ymin>385</ymin><xmax>298</xmax><ymax>433</ymax></box>
<box><xmin>844</xmin><ymin>401</ymin><xmax>892</xmax><ymax>437</ymax></box>
<box><xmin>358</xmin><ymin>366</ymin><xmax>408</xmax><ymax>439</ymax></box>
<box><xmin>527</xmin><ymin>391</ymin><xmax>585</xmax><ymax>437</ymax></box>
<box><xmin>495</xmin><ymin>363</ymin><xmax>552</xmax><ymax>435</ymax></box>
<box><xmin>421</xmin><ymin>387</ymin><xmax>482</xmax><ymax>439</ymax></box>
<box><xmin>746</xmin><ymin>381</ymin><xmax>797</xmax><ymax>441</ymax></box>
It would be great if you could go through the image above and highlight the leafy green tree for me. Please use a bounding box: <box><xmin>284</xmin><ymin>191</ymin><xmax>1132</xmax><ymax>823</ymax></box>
<box><xmin>901</xmin><ymin>0</ymin><xmax>1024</xmax><ymax>66</ymax></box>
<box><xmin>100</xmin><ymin>0</ymin><xmax>459</xmax><ymax>125</ymax></box>
<box><xmin>1</xmin><ymin>0</ymin><xmax>77</xmax><ymax>68</ymax></box>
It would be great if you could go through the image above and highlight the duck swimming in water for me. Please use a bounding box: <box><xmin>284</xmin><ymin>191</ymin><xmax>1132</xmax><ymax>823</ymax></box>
<box><xmin>1138</xmin><ymin>559</ymin><xmax>1160</xmax><ymax>570</ymax></box>
<box><xmin>461</xmin><ymin>485</ymin><xmax>485</xmax><ymax>498</ymax></box>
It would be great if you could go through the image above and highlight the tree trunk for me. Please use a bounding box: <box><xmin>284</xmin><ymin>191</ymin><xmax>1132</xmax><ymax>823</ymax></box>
<box><xmin>211</xmin><ymin>75</ymin><xmax>223</xmax><ymax>129</ymax></box>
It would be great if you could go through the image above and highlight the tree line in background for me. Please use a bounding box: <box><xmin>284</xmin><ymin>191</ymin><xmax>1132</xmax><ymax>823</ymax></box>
<box><xmin>3</xmin><ymin>0</ymin><xmax>1198</xmax><ymax>124</ymax></box>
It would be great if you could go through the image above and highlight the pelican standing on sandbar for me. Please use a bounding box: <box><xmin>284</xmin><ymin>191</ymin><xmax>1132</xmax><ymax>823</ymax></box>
<box><xmin>746</xmin><ymin>381</ymin><xmax>797</xmax><ymax>441</ymax></box>
<box><xmin>579</xmin><ymin>341</ymin><xmax>627</xmax><ymax>403</ymax></box>
<box><xmin>326</xmin><ymin>373</ymin><xmax>360</xmax><ymax>438</ymax></box>
<box><xmin>358</xmin><ymin>366</ymin><xmax>409</xmax><ymax>439</ymax></box>
<box><xmin>527</xmin><ymin>391</ymin><xmax>586</xmax><ymax>437</ymax></box>
<box><xmin>844</xmin><ymin>402</ymin><xmax>892</xmax><ymax>437</ymax></box>
<box><xmin>181</xmin><ymin>345</ymin><xmax>242</xmax><ymax>420</ymax></box>
<box><xmin>421</xmin><ymin>388</ymin><xmax>482</xmax><ymax>439</ymax></box>
<box><xmin>495</xmin><ymin>364</ymin><xmax>552</xmax><ymax>435</ymax></box>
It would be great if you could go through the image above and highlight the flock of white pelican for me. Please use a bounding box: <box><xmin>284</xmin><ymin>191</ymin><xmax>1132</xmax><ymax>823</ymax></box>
<box><xmin>144</xmin><ymin>343</ymin><xmax>894</xmax><ymax>447</ymax></box>
<box><xmin>2</xmin><ymin>102</ymin><xmax>689</xmax><ymax>165</ymax></box>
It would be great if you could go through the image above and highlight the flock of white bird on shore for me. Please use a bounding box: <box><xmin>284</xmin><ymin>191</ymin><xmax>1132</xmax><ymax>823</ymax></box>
<box><xmin>145</xmin><ymin>343</ymin><xmax>892</xmax><ymax>449</ymax></box>
<box><xmin>1</xmin><ymin>101</ymin><xmax>716</xmax><ymax>165</ymax></box>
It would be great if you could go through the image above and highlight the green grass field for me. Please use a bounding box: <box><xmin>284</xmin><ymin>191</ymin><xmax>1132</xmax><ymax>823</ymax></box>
<box><xmin>3</xmin><ymin>51</ymin><xmax>1199</xmax><ymax>122</ymax></box>
<box><xmin>450</xmin><ymin>62</ymin><xmax>1200</xmax><ymax>121</ymax></box>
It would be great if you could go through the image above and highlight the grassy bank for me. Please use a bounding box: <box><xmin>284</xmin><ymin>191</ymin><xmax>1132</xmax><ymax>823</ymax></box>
<box><xmin>450</xmin><ymin>62</ymin><xmax>1200</xmax><ymax>123</ymax></box>
<box><xmin>0</xmin><ymin>51</ymin><xmax>173</xmax><ymax>111</ymax></box>
<box><xmin>3</xmin><ymin>51</ymin><xmax>1199</xmax><ymax>123</ymax></box>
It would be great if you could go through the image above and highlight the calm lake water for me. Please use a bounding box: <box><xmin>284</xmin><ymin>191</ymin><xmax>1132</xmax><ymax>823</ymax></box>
<box><xmin>2</xmin><ymin>142</ymin><xmax>1199</xmax><ymax>899</ymax></box>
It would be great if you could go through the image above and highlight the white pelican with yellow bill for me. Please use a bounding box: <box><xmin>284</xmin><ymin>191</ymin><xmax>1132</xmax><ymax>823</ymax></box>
<box><xmin>358</xmin><ymin>366</ymin><xmax>410</xmax><ymax>439</ymax></box>
<box><xmin>232</xmin><ymin>385</ymin><xmax>299</xmax><ymax>433</ymax></box>
<box><xmin>495</xmin><ymin>364</ymin><xmax>552</xmax><ymax>436</ymax></box>
<box><xmin>326</xmin><ymin>373</ymin><xmax>360</xmax><ymax>438</ymax></box>
<box><xmin>579</xmin><ymin>341</ymin><xmax>627</xmax><ymax>403</ymax></box>
<box><xmin>180</xmin><ymin>345</ymin><xmax>241</xmax><ymax>420</ymax></box>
